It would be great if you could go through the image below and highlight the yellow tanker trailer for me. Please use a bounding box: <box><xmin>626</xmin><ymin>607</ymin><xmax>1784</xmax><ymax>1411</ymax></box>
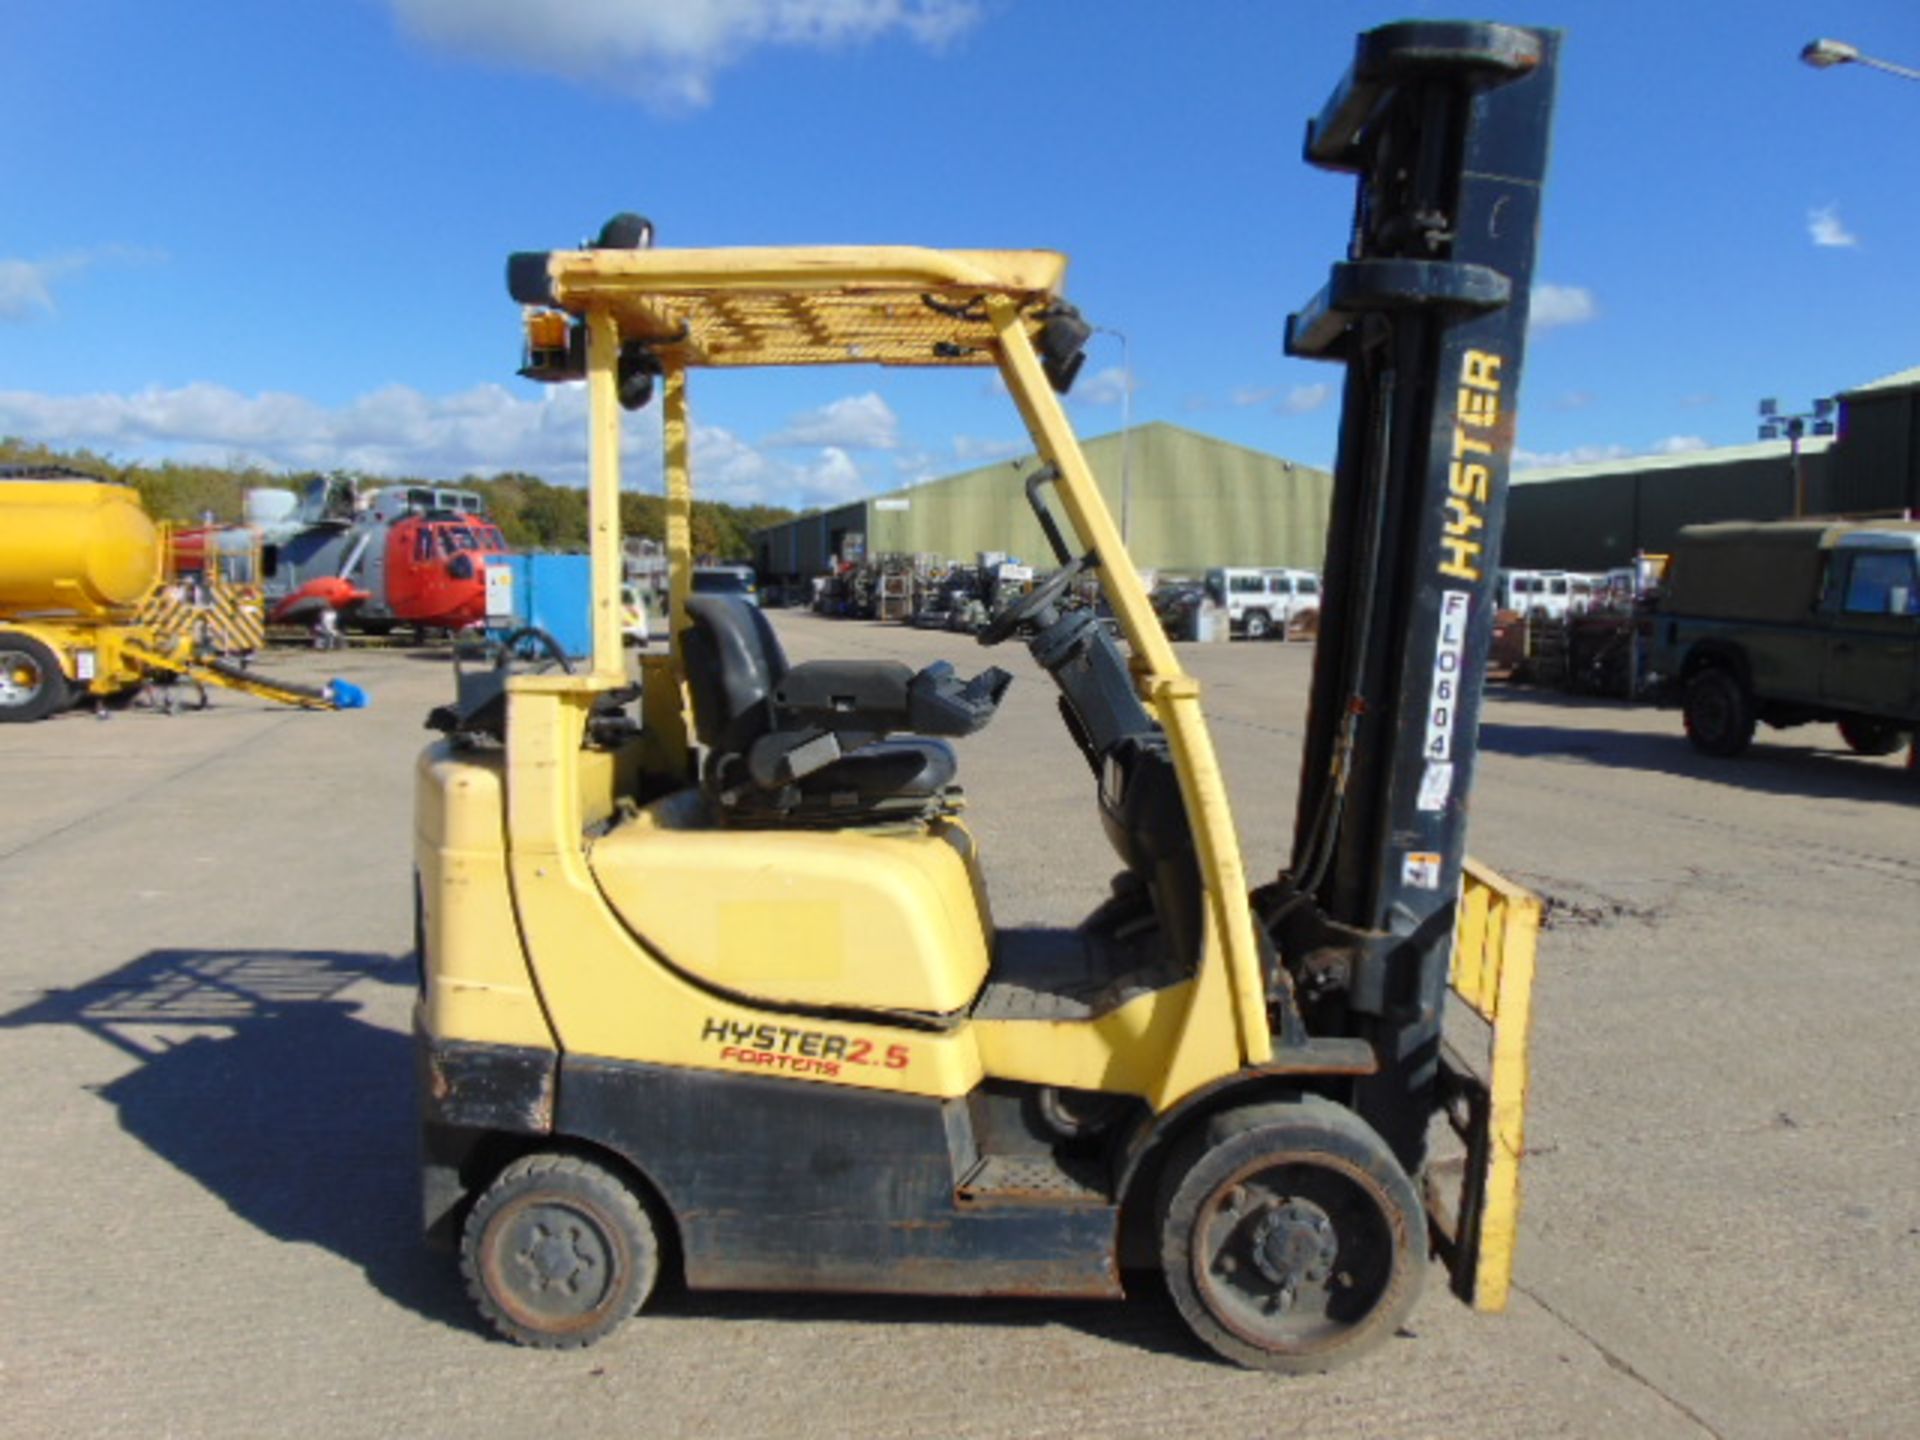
<box><xmin>0</xmin><ymin>464</ymin><xmax>345</xmax><ymax>722</ymax></box>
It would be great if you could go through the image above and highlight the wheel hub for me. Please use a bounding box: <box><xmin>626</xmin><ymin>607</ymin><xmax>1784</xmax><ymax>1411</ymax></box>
<box><xmin>498</xmin><ymin>1203</ymin><xmax>612</xmax><ymax>1316</ymax></box>
<box><xmin>519</xmin><ymin>1223</ymin><xmax>598</xmax><ymax>1292</ymax></box>
<box><xmin>1250</xmin><ymin>1198</ymin><xmax>1339</xmax><ymax>1294</ymax></box>
<box><xmin>0</xmin><ymin>653</ymin><xmax>43</xmax><ymax>706</ymax></box>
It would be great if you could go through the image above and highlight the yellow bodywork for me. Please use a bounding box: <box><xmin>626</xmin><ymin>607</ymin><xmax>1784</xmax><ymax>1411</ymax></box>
<box><xmin>588</xmin><ymin>792</ymin><xmax>992</xmax><ymax>1015</ymax></box>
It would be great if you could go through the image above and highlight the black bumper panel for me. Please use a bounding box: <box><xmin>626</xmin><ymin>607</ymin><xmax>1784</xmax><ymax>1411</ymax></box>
<box><xmin>559</xmin><ymin>1056</ymin><xmax>1123</xmax><ymax>1299</ymax></box>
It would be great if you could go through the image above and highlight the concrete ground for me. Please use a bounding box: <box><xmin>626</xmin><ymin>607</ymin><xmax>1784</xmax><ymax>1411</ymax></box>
<box><xmin>1</xmin><ymin>616</ymin><xmax>1915</xmax><ymax>1440</ymax></box>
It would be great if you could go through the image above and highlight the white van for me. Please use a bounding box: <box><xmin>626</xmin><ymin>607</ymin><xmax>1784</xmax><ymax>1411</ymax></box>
<box><xmin>1205</xmin><ymin>567</ymin><xmax>1322</xmax><ymax>639</ymax></box>
<box><xmin>1495</xmin><ymin>568</ymin><xmax>1605</xmax><ymax>621</ymax></box>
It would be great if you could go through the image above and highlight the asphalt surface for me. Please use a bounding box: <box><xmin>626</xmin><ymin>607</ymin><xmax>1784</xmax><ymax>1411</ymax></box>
<box><xmin>2</xmin><ymin>616</ymin><xmax>1916</xmax><ymax>1440</ymax></box>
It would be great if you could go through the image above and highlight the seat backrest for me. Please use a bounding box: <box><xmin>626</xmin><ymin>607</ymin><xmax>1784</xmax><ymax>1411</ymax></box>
<box><xmin>682</xmin><ymin>595</ymin><xmax>790</xmax><ymax>758</ymax></box>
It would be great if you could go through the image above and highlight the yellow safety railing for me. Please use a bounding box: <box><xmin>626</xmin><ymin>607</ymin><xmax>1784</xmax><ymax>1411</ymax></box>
<box><xmin>141</xmin><ymin>524</ymin><xmax>266</xmax><ymax>657</ymax></box>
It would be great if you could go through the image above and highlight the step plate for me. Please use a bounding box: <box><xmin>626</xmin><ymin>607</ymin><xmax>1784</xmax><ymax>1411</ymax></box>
<box><xmin>957</xmin><ymin>1154</ymin><xmax>1109</xmax><ymax>1206</ymax></box>
<box><xmin>971</xmin><ymin>926</ymin><xmax>1184</xmax><ymax>1022</ymax></box>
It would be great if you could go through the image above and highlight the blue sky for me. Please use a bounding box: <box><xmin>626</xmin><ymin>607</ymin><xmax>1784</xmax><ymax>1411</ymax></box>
<box><xmin>3</xmin><ymin>2</ymin><xmax>1916</xmax><ymax>511</ymax></box>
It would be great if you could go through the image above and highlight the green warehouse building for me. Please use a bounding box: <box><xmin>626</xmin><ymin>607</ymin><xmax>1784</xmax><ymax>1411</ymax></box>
<box><xmin>1502</xmin><ymin>364</ymin><xmax>1919</xmax><ymax>572</ymax></box>
<box><xmin>752</xmin><ymin>422</ymin><xmax>1333</xmax><ymax>583</ymax></box>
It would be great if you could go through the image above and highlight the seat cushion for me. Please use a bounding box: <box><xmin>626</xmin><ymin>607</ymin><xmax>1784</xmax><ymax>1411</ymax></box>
<box><xmin>798</xmin><ymin>737</ymin><xmax>956</xmax><ymax>808</ymax></box>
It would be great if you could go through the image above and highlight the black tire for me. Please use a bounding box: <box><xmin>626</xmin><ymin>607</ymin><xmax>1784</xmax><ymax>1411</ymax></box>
<box><xmin>462</xmin><ymin>1151</ymin><xmax>660</xmax><ymax>1348</ymax></box>
<box><xmin>1242</xmin><ymin>610</ymin><xmax>1272</xmax><ymax>641</ymax></box>
<box><xmin>0</xmin><ymin>632</ymin><xmax>70</xmax><ymax>723</ymax></box>
<box><xmin>1837</xmin><ymin>717</ymin><xmax>1908</xmax><ymax>757</ymax></box>
<box><xmin>1682</xmin><ymin>667</ymin><xmax>1755</xmax><ymax>757</ymax></box>
<box><xmin>1158</xmin><ymin>1098</ymin><xmax>1426</xmax><ymax>1373</ymax></box>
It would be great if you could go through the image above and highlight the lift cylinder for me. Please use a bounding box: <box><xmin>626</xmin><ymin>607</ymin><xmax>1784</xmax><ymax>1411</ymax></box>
<box><xmin>0</xmin><ymin>474</ymin><xmax>161</xmax><ymax>619</ymax></box>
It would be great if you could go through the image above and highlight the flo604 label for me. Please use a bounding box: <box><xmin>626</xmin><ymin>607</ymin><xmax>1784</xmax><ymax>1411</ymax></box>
<box><xmin>699</xmin><ymin>1017</ymin><xmax>909</xmax><ymax>1078</ymax></box>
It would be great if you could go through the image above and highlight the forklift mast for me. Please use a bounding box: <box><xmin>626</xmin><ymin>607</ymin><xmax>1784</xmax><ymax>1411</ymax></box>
<box><xmin>1279</xmin><ymin>23</ymin><xmax>1560</xmax><ymax>1167</ymax></box>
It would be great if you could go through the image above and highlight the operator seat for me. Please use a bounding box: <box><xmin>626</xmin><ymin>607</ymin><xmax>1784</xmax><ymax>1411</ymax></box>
<box><xmin>681</xmin><ymin>596</ymin><xmax>1010</xmax><ymax>824</ymax></box>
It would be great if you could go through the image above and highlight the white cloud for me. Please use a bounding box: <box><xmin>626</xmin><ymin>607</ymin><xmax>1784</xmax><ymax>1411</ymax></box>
<box><xmin>389</xmin><ymin>0</ymin><xmax>981</xmax><ymax>109</ymax></box>
<box><xmin>950</xmin><ymin>433</ymin><xmax>1024</xmax><ymax>463</ymax></box>
<box><xmin>1276</xmin><ymin>382</ymin><xmax>1332</xmax><ymax>416</ymax></box>
<box><xmin>1514</xmin><ymin>434</ymin><xmax>1708</xmax><ymax>470</ymax></box>
<box><xmin>0</xmin><ymin>260</ymin><xmax>63</xmax><ymax>320</ymax></box>
<box><xmin>1512</xmin><ymin>443</ymin><xmax>1629</xmax><ymax>469</ymax></box>
<box><xmin>1216</xmin><ymin>379</ymin><xmax>1315</xmax><ymax>412</ymax></box>
<box><xmin>1650</xmin><ymin>434</ymin><xmax>1708</xmax><ymax>455</ymax></box>
<box><xmin>684</xmin><ymin>426</ymin><xmax>868</xmax><ymax>507</ymax></box>
<box><xmin>1808</xmin><ymin>204</ymin><xmax>1858</xmax><ymax>248</ymax></box>
<box><xmin>1529</xmin><ymin>282</ymin><xmax>1596</xmax><ymax>332</ymax></box>
<box><xmin>0</xmin><ymin>378</ymin><xmax>883</xmax><ymax>509</ymax></box>
<box><xmin>0</xmin><ymin>247</ymin><xmax>162</xmax><ymax>323</ymax></box>
<box><xmin>1071</xmin><ymin>365</ymin><xmax>1135</xmax><ymax>408</ymax></box>
<box><xmin>764</xmin><ymin>391</ymin><xmax>899</xmax><ymax>450</ymax></box>
<box><xmin>0</xmin><ymin>380</ymin><xmax>585</xmax><ymax>476</ymax></box>
<box><xmin>889</xmin><ymin>448</ymin><xmax>939</xmax><ymax>484</ymax></box>
<box><xmin>794</xmin><ymin>446</ymin><xmax>865</xmax><ymax>506</ymax></box>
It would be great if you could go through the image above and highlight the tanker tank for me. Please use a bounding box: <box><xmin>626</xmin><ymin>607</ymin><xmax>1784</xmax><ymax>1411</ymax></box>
<box><xmin>0</xmin><ymin>467</ymin><xmax>160</xmax><ymax>620</ymax></box>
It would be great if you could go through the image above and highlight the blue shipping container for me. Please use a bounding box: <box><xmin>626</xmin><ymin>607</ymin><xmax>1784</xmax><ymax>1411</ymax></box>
<box><xmin>485</xmin><ymin>553</ymin><xmax>593</xmax><ymax>660</ymax></box>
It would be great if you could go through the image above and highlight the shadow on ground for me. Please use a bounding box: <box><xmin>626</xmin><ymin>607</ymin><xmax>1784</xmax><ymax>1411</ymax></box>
<box><xmin>0</xmin><ymin>946</ymin><xmax>1210</xmax><ymax>1359</ymax></box>
<box><xmin>0</xmin><ymin>947</ymin><xmax>476</xmax><ymax>1334</ymax></box>
<box><xmin>1479</xmin><ymin>712</ymin><xmax>1915</xmax><ymax>807</ymax></box>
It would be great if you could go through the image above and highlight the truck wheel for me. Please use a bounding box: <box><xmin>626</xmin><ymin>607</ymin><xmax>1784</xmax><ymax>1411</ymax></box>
<box><xmin>1159</xmin><ymin>1099</ymin><xmax>1425</xmax><ymax>1373</ymax></box>
<box><xmin>1682</xmin><ymin>668</ymin><xmax>1755</xmax><ymax>757</ymax></box>
<box><xmin>462</xmin><ymin>1151</ymin><xmax>660</xmax><ymax>1348</ymax></box>
<box><xmin>1837</xmin><ymin>718</ymin><xmax>1908</xmax><ymax>757</ymax></box>
<box><xmin>0</xmin><ymin>633</ymin><xmax>69</xmax><ymax>724</ymax></box>
<box><xmin>1243</xmin><ymin>610</ymin><xmax>1272</xmax><ymax>641</ymax></box>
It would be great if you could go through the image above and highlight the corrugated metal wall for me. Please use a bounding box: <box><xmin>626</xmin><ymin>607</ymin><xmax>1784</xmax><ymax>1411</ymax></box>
<box><xmin>755</xmin><ymin>423</ymin><xmax>1332</xmax><ymax>578</ymax></box>
<box><xmin>1504</xmin><ymin>375</ymin><xmax>1920</xmax><ymax>570</ymax></box>
<box><xmin>1831</xmin><ymin>387</ymin><xmax>1919</xmax><ymax>514</ymax></box>
<box><xmin>1505</xmin><ymin>444</ymin><xmax>1831</xmax><ymax>571</ymax></box>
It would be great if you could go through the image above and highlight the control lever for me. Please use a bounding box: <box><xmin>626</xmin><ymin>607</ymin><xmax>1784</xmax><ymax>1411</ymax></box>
<box><xmin>907</xmin><ymin>661</ymin><xmax>1013</xmax><ymax>736</ymax></box>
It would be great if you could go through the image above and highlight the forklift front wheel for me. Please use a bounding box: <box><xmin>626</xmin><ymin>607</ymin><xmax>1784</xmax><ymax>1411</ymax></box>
<box><xmin>1158</xmin><ymin>1099</ymin><xmax>1424</xmax><ymax>1373</ymax></box>
<box><xmin>462</xmin><ymin>1152</ymin><xmax>660</xmax><ymax>1349</ymax></box>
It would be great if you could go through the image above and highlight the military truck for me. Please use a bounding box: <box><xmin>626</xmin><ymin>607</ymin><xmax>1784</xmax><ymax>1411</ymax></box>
<box><xmin>1649</xmin><ymin>519</ymin><xmax>1920</xmax><ymax>757</ymax></box>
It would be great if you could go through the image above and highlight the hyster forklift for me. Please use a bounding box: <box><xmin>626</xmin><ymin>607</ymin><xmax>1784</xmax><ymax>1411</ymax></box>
<box><xmin>415</xmin><ymin>21</ymin><xmax>1557</xmax><ymax>1372</ymax></box>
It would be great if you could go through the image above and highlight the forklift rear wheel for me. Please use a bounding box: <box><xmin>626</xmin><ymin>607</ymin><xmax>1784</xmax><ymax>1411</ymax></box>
<box><xmin>1682</xmin><ymin>667</ymin><xmax>1755</xmax><ymax>757</ymax></box>
<box><xmin>1837</xmin><ymin>717</ymin><xmax>1907</xmax><ymax>757</ymax></box>
<box><xmin>1159</xmin><ymin>1099</ymin><xmax>1424</xmax><ymax>1373</ymax></box>
<box><xmin>0</xmin><ymin>633</ymin><xmax>69</xmax><ymax>723</ymax></box>
<box><xmin>462</xmin><ymin>1152</ymin><xmax>659</xmax><ymax>1349</ymax></box>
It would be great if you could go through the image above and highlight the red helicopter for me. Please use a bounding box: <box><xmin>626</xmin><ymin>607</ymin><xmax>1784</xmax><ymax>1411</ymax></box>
<box><xmin>179</xmin><ymin>477</ymin><xmax>511</xmax><ymax>634</ymax></box>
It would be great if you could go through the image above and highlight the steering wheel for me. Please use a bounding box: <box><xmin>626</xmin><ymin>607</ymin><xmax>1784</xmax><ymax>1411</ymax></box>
<box><xmin>495</xmin><ymin>626</ymin><xmax>575</xmax><ymax>674</ymax></box>
<box><xmin>978</xmin><ymin>555</ymin><xmax>1089</xmax><ymax>646</ymax></box>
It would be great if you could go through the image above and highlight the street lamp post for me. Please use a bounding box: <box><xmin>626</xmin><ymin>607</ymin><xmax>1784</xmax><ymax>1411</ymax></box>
<box><xmin>1758</xmin><ymin>397</ymin><xmax>1836</xmax><ymax>517</ymax></box>
<box><xmin>1092</xmin><ymin>325</ymin><xmax>1133</xmax><ymax>546</ymax></box>
<box><xmin>1801</xmin><ymin>37</ymin><xmax>1920</xmax><ymax>81</ymax></box>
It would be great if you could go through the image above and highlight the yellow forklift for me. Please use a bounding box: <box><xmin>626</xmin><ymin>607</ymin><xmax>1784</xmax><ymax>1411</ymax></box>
<box><xmin>414</xmin><ymin>21</ymin><xmax>1556</xmax><ymax>1371</ymax></box>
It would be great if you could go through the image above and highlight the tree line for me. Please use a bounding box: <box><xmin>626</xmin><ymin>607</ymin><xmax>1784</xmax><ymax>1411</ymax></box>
<box><xmin>0</xmin><ymin>439</ymin><xmax>794</xmax><ymax>562</ymax></box>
